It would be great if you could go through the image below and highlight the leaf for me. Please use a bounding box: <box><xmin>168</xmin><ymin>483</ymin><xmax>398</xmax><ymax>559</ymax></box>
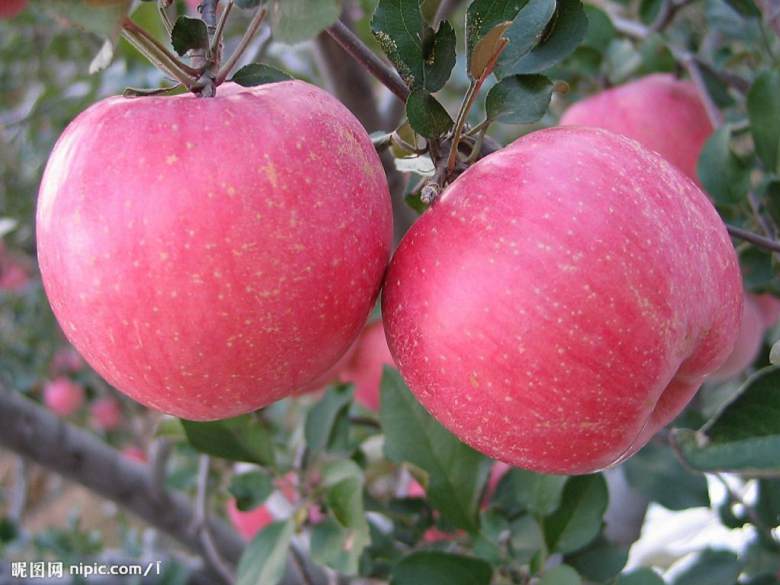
<box><xmin>623</xmin><ymin>442</ymin><xmax>709</xmax><ymax>510</ymax></box>
<box><xmin>618</xmin><ymin>568</ymin><xmax>667</xmax><ymax>585</ymax></box>
<box><xmin>697</xmin><ymin>126</ymin><xmax>751</xmax><ymax>207</ymax></box>
<box><xmin>171</xmin><ymin>16</ymin><xmax>208</xmax><ymax>56</ymax></box>
<box><xmin>395</xmin><ymin>155</ymin><xmax>436</xmax><ymax>176</ymax></box>
<box><xmin>566</xmin><ymin>534</ymin><xmax>628</xmax><ymax>582</ymax></box>
<box><xmin>236</xmin><ymin>0</ymin><xmax>262</xmax><ymax>7</ymax></box>
<box><xmin>372</xmin><ymin>0</ymin><xmax>426</xmax><ymax>88</ymax></box>
<box><xmin>231</xmin><ymin>64</ymin><xmax>293</xmax><ymax>86</ymax></box>
<box><xmin>669</xmin><ymin>548</ymin><xmax>742</xmax><ymax>585</ymax></box>
<box><xmin>757</xmin><ymin>479</ymin><xmax>780</xmax><ymax>528</ymax></box>
<box><xmin>486</xmin><ymin>74</ymin><xmax>553</xmax><ymax>124</ymax></box>
<box><xmin>748</xmin><ymin>70</ymin><xmax>780</xmax><ymax>174</ymax></box>
<box><xmin>671</xmin><ymin>366</ymin><xmax>780</xmax><ymax>474</ymax></box>
<box><xmin>310</xmin><ymin>518</ymin><xmax>370</xmax><ymax>575</ymax></box>
<box><xmin>492</xmin><ymin>468</ymin><xmax>568</xmax><ymax>516</ymax></box>
<box><xmin>496</xmin><ymin>0</ymin><xmax>586</xmax><ymax>77</ymax></box>
<box><xmin>236</xmin><ymin>520</ymin><xmax>293</xmax><ymax>585</ymax></box>
<box><xmin>270</xmin><ymin>0</ymin><xmax>341</xmax><ymax>44</ymax></box>
<box><xmin>544</xmin><ymin>474</ymin><xmax>608</xmax><ymax>554</ymax></box>
<box><xmin>406</xmin><ymin>90</ymin><xmax>454</xmax><ymax>138</ymax></box>
<box><xmin>322</xmin><ymin>460</ymin><xmax>366</xmax><ymax>530</ymax></box>
<box><xmin>229</xmin><ymin>470</ymin><xmax>274</xmax><ymax>511</ymax></box>
<box><xmin>390</xmin><ymin>551</ymin><xmax>493</xmax><ymax>585</ymax></box>
<box><xmin>35</xmin><ymin>0</ymin><xmax>132</xmax><ymax>41</ymax></box>
<box><xmin>466</xmin><ymin>0</ymin><xmax>528</xmax><ymax>62</ymax></box>
<box><xmin>304</xmin><ymin>385</ymin><xmax>353</xmax><ymax>453</ymax></box>
<box><xmin>469</xmin><ymin>21</ymin><xmax>512</xmax><ymax>79</ymax></box>
<box><xmin>581</xmin><ymin>5</ymin><xmax>615</xmax><ymax>51</ymax></box>
<box><xmin>181</xmin><ymin>415</ymin><xmax>275</xmax><ymax>467</ymax></box>
<box><xmin>509</xmin><ymin>515</ymin><xmax>546</xmax><ymax>563</ymax></box>
<box><xmin>424</xmin><ymin>20</ymin><xmax>457</xmax><ymax>92</ymax></box>
<box><xmin>540</xmin><ymin>565</ymin><xmax>582</xmax><ymax>585</ymax></box>
<box><xmin>380</xmin><ymin>368</ymin><xmax>490</xmax><ymax>531</ymax></box>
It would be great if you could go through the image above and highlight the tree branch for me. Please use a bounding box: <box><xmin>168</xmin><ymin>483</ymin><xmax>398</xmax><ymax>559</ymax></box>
<box><xmin>727</xmin><ymin>224</ymin><xmax>780</xmax><ymax>253</ymax></box>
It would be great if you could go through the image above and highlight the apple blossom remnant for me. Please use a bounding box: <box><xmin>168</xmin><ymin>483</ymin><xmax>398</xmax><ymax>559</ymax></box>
<box><xmin>383</xmin><ymin>126</ymin><xmax>742</xmax><ymax>475</ymax></box>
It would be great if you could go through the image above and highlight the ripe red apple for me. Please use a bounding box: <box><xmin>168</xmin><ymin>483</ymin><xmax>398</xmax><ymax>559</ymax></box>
<box><xmin>37</xmin><ymin>81</ymin><xmax>392</xmax><ymax>420</ymax></box>
<box><xmin>0</xmin><ymin>0</ymin><xmax>26</xmax><ymax>19</ymax></box>
<box><xmin>709</xmin><ymin>293</ymin><xmax>765</xmax><ymax>381</ymax></box>
<box><xmin>754</xmin><ymin>293</ymin><xmax>780</xmax><ymax>329</ymax></box>
<box><xmin>43</xmin><ymin>377</ymin><xmax>85</xmax><ymax>417</ymax></box>
<box><xmin>560</xmin><ymin>74</ymin><xmax>713</xmax><ymax>182</ymax></box>
<box><xmin>90</xmin><ymin>396</ymin><xmax>122</xmax><ymax>431</ymax></box>
<box><xmin>121</xmin><ymin>446</ymin><xmax>148</xmax><ymax>463</ymax></box>
<box><xmin>51</xmin><ymin>345</ymin><xmax>84</xmax><ymax>374</ymax></box>
<box><xmin>383</xmin><ymin>127</ymin><xmax>742</xmax><ymax>475</ymax></box>
<box><xmin>227</xmin><ymin>498</ymin><xmax>274</xmax><ymax>541</ymax></box>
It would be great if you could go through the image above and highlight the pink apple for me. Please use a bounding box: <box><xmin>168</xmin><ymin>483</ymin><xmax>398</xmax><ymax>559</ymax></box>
<box><xmin>709</xmin><ymin>293</ymin><xmax>765</xmax><ymax>381</ymax></box>
<box><xmin>560</xmin><ymin>74</ymin><xmax>713</xmax><ymax>182</ymax></box>
<box><xmin>227</xmin><ymin>498</ymin><xmax>274</xmax><ymax>541</ymax></box>
<box><xmin>51</xmin><ymin>345</ymin><xmax>84</xmax><ymax>374</ymax></box>
<box><xmin>43</xmin><ymin>377</ymin><xmax>85</xmax><ymax>417</ymax></box>
<box><xmin>754</xmin><ymin>293</ymin><xmax>780</xmax><ymax>329</ymax></box>
<box><xmin>339</xmin><ymin>320</ymin><xmax>395</xmax><ymax>410</ymax></box>
<box><xmin>90</xmin><ymin>396</ymin><xmax>122</xmax><ymax>431</ymax></box>
<box><xmin>121</xmin><ymin>446</ymin><xmax>148</xmax><ymax>463</ymax></box>
<box><xmin>37</xmin><ymin>81</ymin><xmax>392</xmax><ymax>420</ymax></box>
<box><xmin>0</xmin><ymin>0</ymin><xmax>26</xmax><ymax>19</ymax></box>
<box><xmin>383</xmin><ymin>127</ymin><xmax>741</xmax><ymax>475</ymax></box>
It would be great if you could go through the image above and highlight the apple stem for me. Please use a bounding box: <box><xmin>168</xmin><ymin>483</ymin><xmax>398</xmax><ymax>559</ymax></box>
<box><xmin>157</xmin><ymin>0</ymin><xmax>173</xmax><ymax>36</ymax></box>
<box><xmin>215</xmin><ymin>5</ymin><xmax>267</xmax><ymax>85</ymax></box>
<box><xmin>121</xmin><ymin>19</ymin><xmax>199</xmax><ymax>89</ymax></box>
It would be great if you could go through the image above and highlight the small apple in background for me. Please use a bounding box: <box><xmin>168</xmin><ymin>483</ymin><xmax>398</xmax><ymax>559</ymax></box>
<box><xmin>560</xmin><ymin>74</ymin><xmax>713</xmax><ymax>182</ymax></box>
<box><xmin>754</xmin><ymin>293</ymin><xmax>780</xmax><ymax>329</ymax></box>
<box><xmin>121</xmin><ymin>446</ymin><xmax>148</xmax><ymax>463</ymax></box>
<box><xmin>227</xmin><ymin>499</ymin><xmax>274</xmax><ymax>541</ymax></box>
<box><xmin>709</xmin><ymin>294</ymin><xmax>766</xmax><ymax>382</ymax></box>
<box><xmin>43</xmin><ymin>377</ymin><xmax>85</xmax><ymax>417</ymax></box>
<box><xmin>90</xmin><ymin>396</ymin><xmax>122</xmax><ymax>431</ymax></box>
<box><xmin>0</xmin><ymin>0</ymin><xmax>26</xmax><ymax>19</ymax></box>
<box><xmin>37</xmin><ymin>81</ymin><xmax>392</xmax><ymax>421</ymax></box>
<box><xmin>51</xmin><ymin>345</ymin><xmax>83</xmax><ymax>374</ymax></box>
<box><xmin>383</xmin><ymin>127</ymin><xmax>742</xmax><ymax>475</ymax></box>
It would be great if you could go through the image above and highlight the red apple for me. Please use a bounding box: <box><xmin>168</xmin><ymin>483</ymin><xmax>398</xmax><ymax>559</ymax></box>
<box><xmin>339</xmin><ymin>320</ymin><xmax>395</xmax><ymax>410</ymax></box>
<box><xmin>90</xmin><ymin>396</ymin><xmax>122</xmax><ymax>431</ymax></box>
<box><xmin>754</xmin><ymin>293</ymin><xmax>780</xmax><ymax>329</ymax></box>
<box><xmin>51</xmin><ymin>345</ymin><xmax>84</xmax><ymax>374</ymax></box>
<box><xmin>37</xmin><ymin>81</ymin><xmax>392</xmax><ymax>420</ymax></box>
<box><xmin>709</xmin><ymin>293</ymin><xmax>765</xmax><ymax>381</ymax></box>
<box><xmin>383</xmin><ymin>127</ymin><xmax>741</xmax><ymax>475</ymax></box>
<box><xmin>227</xmin><ymin>498</ymin><xmax>274</xmax><ymax>541</ymax></box>
<box><xmin>121</xmin><ymin>446</ymin><xmax>148</xmax><ymax>463</ymax></box>
<box><xmin>560</xmin><ymin>74</ymin><xmax>713</xmax><ymax>182</ymax></box>
<box><xmin>43</xmin><ymin>377</ymin><xmax>85</xmax><ymax>417</ymax></box>
<box><xmin>0</xmin><ymin>0</ymin><xmax>26</xmax><ymax>19</ymax></box>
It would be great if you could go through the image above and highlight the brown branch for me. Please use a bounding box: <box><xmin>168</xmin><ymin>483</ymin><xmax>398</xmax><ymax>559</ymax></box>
<box><xmin>727</xmin><ymin>223</ymin><xmax>780</xmax><ymax>253</ymax></box>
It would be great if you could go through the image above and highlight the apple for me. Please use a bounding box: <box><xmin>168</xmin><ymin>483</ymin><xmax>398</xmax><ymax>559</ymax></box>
<box><xmin>37</xmin><ymin>81</ymin><xmax>392</xmax><ymax>420</ymax></box>
<box><xmin>227</xmin><ymin>498</ymin><xmax>274</xmax><ymax>541</ymax></box>
<box><xmin>90</xmin><ymin>396</ymin><xmax>122</xmax><ymax>431</ymax></box>
<box><xmin>43</xmin><ymin>377</ymin><xmax>85</xmax><ymax>417</ymax></box>
<box><xmin>382</xmin><ymin>127</ymin><xmax>742</xmax><ymax>475</ymax></box>
<box><xmin>754</xmin><ymin>293</ymin><xmax>780</xmax><ymax>329</ymax></box>
<box><xmin>709</xmin><ymin>293</ymin><xmax>765</xmax><ymax>381</ymax></box>
<box><xmin>339</xmin><ymin>320</ymin><xmax>395</xmax><ymax>410</ymax></box>
<box><xmin>51</xmin><ymin>345</ymin><xmax>84</xmax><ymax>374</ymax></box>
<box><xmin>0</xmin><ymin>0</ymin><xmax>26</xmax><ymax>19</ymax></box>
<box><xmin>121</xmin><ymin>446</ymin><xmax>148</xmax><ymax>463</ymax></box>
<box><xmin>560</xmin><ymin>74</ymin><xmax>713</xmax><ymax>182</ymax></box>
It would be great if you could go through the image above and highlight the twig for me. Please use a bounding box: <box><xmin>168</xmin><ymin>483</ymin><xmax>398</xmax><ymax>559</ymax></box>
<box><xmin>194</xmin><ymin>455</ymin><xmax>237</xmax><ymax>585</ymax></box>
<box><xmin>325</xmin><ymin>20</ymin><xmax>410</xmax><ymax>102</ymax></box>
<box><xmin>215</xmin><ymin>6</ymin><xmax>267</xmax><ymax>84</ymax></box>
<box><xmin>210</xmin><ymin>0</ymin><xmax>233</xmax><ymax>55</ymax></box>
<box><xmin>649</xmin><ymin>0</ymin><xmax>694</xmax><ymax>32</ymax></box>
<box><xmin>713</xmin><ymin>472</ymin><xmax>779</xmax><ymax>545</ymax></box>
<box><xmin>727</xmin><ymin>224</ymin><xmax>780</xmax><ymax>253</ymax></box>
<box><xmin>149</xmin><ymin>438</ymin><xmax>172</xmax><ymax>494</ymax></box>
<box><xmin>290</xmin><ymin>543</ymin><xmax>317</xmax><ymax>585</ymax></box>
<box><xmin>158</xmin><ymin>0</ymin><xmax>173</xmax><ymax>36</ymax></box>
<box><xmin>123</xmin><ymin>18</ymin><xmax>200</xmax><ymax>77</ymax></box>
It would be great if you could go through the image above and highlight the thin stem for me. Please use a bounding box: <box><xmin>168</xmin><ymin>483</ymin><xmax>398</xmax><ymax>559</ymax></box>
<box><xmin>325</xmin><ymin>20</ymin><xmax>410</xmax><ymax>102</ymax></box>
<box><xmin>215</xmin><ymin>6</ymin><xmax>267</xmax><ymax>84</ymax></box>
<box><xmin>727</xmin><ymin>223</ymin><xmax>780</xmax><ymax>253</ymax></box>
<box><xmin>447</xmin><ymin>81</ymin><xmax>479</xmax><ymax>173</ymax></box>
<box><xmin>210</xmin><ymin>0</ymin><xmax>233</xmax><ymax>55</ymax></box>
<box><xmin>121</xmin><ymin>27</ymin><xmax>196</xmax><ymax>88</ymax></box>
<box><xmin>290</xmin><ymin>543</ymin><xmax>316</xmax><ymax>585</ymax></box>
<box><xmin>123</xmin><ymin>18</ymin><xmax>201</xmax><ymax>77</ymax></box>
<box><xmin>158</xmin><ymin>0</ymin><xmax>173</xmax><ymax>36</ymax></box>
<box><xmin>194</xmin><ymin>456</ymin><xmax>236</xmax><ymax>585</ymax></box>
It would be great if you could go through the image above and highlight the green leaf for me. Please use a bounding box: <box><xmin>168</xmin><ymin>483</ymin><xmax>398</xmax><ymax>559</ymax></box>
<box><xmin>270</xmin><ymin>0</ymin><xmax>341</xmax><ymax>44</ymax></box>
<box><xmin>228</xmin><ymin>470</ymin><xmax>274</xmax><ymax>511</ymax></box>
<box><xmin>372</xmin><ymin>0</ymin><xmax>426</xmax><ymax>88</ymax></box>
<box><xmin>424</xmin><ymin>21</ymin><xmax>457</xmax><ymax>92</ymax></box>
<box><xmin>492</xmin><ymin>468</ymin><xmax>568</xmax><ymax>516</ymax></box>
<box><xmin>618</xmin><ymin>568</ymin><xmax>666</xmax><ymax>585</ymax></box>
<box><xmin>310</xmin><ymin>518</ymin><xmax>370</xmax><ymax>575</ymax></box>
<box><xmin>486</xmin><ymin>74</ymin><xmax>553</xmax><ymax>124</ymax></box>
<box><xmin>496</xmin><ymin>0</ymin><xmax>587</xmax><ymax>77</ymax></box>
<box><xmin>748</xmin><ymin>70</ymin><xmax>780</xmax><ymax>174</ymax></box>
<box><xmin>723</xmin><ymin>0</ymin><xmax>761</xmax><ymax>16</ymax></box>
<box><xmin>566</xmin><ymin>534</ymin><xmax>628</xmax><ymax>582</ymax></box>
<box><xmin>304</xmin><ymin>385</ymin><xmax>353</xmax><ymax>453</ymax></box>
<box><xmin>469</xmin><ymin>21</ymin><xmax>513</xmax><ymax>79</ymax></box>
<box><xmin>540</xmin><ymin>565</ymin><xmax>582</xmax><ymax>585</ymax></box>
<box><xmin>544</xmin><ymin>474</ymin><xmax>608</xmax><ymax>554</ymax></box>
<box><xmin>181</xmin><ymin>415</ymin><xmax>275</xmax><ymax>467</ymax></box>
<box><xmin>671</xmin><ymin>366</ymin><xmax>780</xmax><ymax>474</ymax></box>
<box><xmin>406</xmin><ymin>90</ymin><xmax>454</xmax><ymax>138</ymax></box>
<box><xmin>623</xmin><ymin>442</ymin><xmax>709</xmax><ymax>510</ymax></box>
<box><xmin>170</xmin><ymin>16</ymin><xmax>208</xmax><ymax>56</ymax></box>
<box><xmin>581</xmin><ymin>5</ymin><xmax>615</xmax><ymax>51</ymax></box>
<box><xmin>35</xmin><ymin>0</ymin><xmax>132</xmax><ymax>41</ymax></box>
<box><xmin>231</xmin><ymin>63</ymin><xmax>293</xmax><ymax>87</ymax></box>
<box><xmin>757</xmin><ymin>479</ymin><xmax>780</xmax><ymax>528</ymax></box>
<box><xmin>509</xmin><ymin>515</ymin><xmax>546</xmax><ymax>563</ymax></box>
<box><xmin>466</xmin><ymin>0</ymin><xmax>528</xmax><ymax>64</ymax></box>
<box><xmin>390</xmin><ymin>551</ymin><xmax>493</xmax><ymax>585</ymax></box>
<box><xmin>697</xmin><ymin>126</ymin><xmax>751</xmax><ymax>206</ymax></box>
<box><xmin>236</xmin><ymin>520</ymin><xmax>293</xmax><ymax>585</ymax></box>
<box><xmin>380</xmin><ymin>368</ymin><xmax>490</xmax><ymax>531</ymax></box>
<box><xmin>322</xmin><ymin>460</ymin><xmax>366</xmax><ymax>530</ymax></box>
<box><xmin>669</xmin><ymin>549</ymin><xmax>742</xmax><ymax>585</ymax></box>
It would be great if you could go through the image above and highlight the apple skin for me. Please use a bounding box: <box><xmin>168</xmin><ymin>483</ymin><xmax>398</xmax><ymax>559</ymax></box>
<box><xmin>0</xmin><ymin>0</ymin><xmax>26</xmax><ymax>19</ymax></box>
<box><xmin>43</xmin><ymin>377</ymin><xmax>85</xmax><ymax>417</ymax></box>
<box><xmin>90</xmin><ymin>396</ymin><xmax>122</xmax><ymax>431</ymax></box>
<box><xmin>754</xmin><ymin>293</ymin><xmax>780</xmax><ymax>329</ymax></box>
<box><xmin>37</xmin><ymin>81</ymin><xmax>392</xmax><ymax>420</ymax></box>
<box><xmin>709</xmin><ymin>294</ymin><xmax>765</xmax><ymax>381</ymax></box>
<box><xmin>560</xmin><ymin>74</ymin><xmax>713</xmax><ymax>182</ymax></box>
<box><xmin>382</xmin><ymin>127</ymin><xmax>742</xmax><ymax>475</ymax></box>
<box><xmin>227</xmin><ymin>499</ymin><xmax>274</xmax><ymax>541</ymax></box>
